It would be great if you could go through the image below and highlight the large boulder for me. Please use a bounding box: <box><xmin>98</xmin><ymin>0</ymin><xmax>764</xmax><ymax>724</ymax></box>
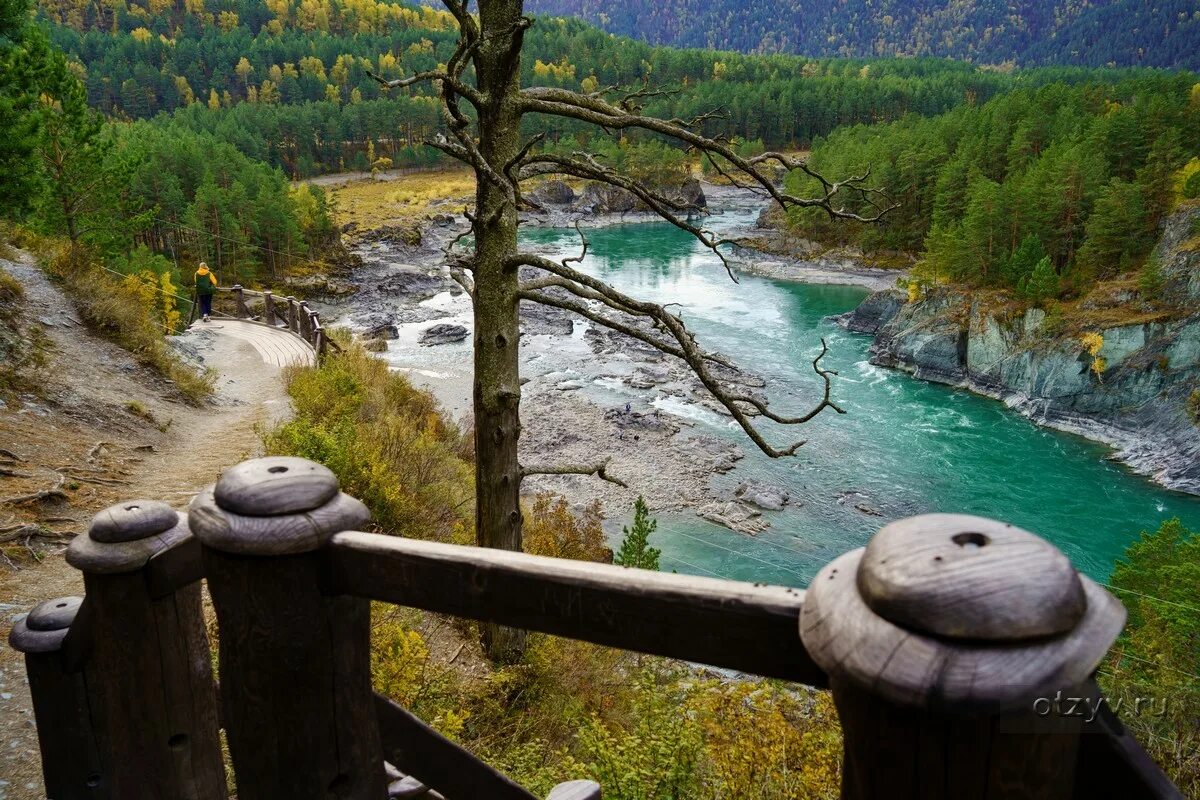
<box><xmin>830</xmin><ymin>290</ymin><xmax>904</xmax><ymax>334</ymax></box>
<box><xmin>419</xmin><ymin>323</ymin><xmax>469</xmax><ymax>346</ymax></box>
<box><xmin>531</xmin><ymin>180</ymin><xmax>576</xmax><ymax>206</ymax></box>
<box><xmin>363</xmin><ymin>322</ymin><xmax>399</xmax><ymax>341</ymax></box>
<box><xmin>678</xmin><ymin>178</ymin><xmax>707</xmax><ymax>211</ymax></box>
<box><xmin>379</xmin><ymin>269</ymin><xmax>447</xmax><ymax>299</ymax></box>
<box><xmin>696</xmin><ymin>501</ymin><xmax>769</xmax><ymax>535</ymax></box>
<box><xmin>734</xmin><ymin>480</ymin><xmax>791</xmax><ymax>511</ymax></box>
<box><xmin>579</xmin><ymin>183</ymin><xmax>638</xmax><ymax>213</ymax></box>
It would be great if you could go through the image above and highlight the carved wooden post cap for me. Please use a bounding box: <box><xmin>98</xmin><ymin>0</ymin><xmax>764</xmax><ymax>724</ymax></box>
<box><xmin>66</xmin><ymin>500</ymin><xmax>189</xmax><ymax>573</ymax></box>
<box><xmin>800</xmin><ymin>513</ymin><xmax>1126</xmax><ymax>710</ymax></box>
<box><xmin>9</xmin><ymin>596</ymin><xmax>82</xmax><ymax>653</ymax></box>
<box><xmin>190</xmin><ymin>456</ymin><xmax>369</xmax><ymax>555</ymax></box>
<box><xmin>546</xmin><ymin>779</ymin><xmax>602</xmax><ymax>800</ymax></box>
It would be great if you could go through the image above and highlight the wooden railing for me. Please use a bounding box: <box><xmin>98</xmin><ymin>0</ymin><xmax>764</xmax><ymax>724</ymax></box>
<box><xmin>189</xmin><ymin>285</ymin><xmax>338</xmax><ymax>357</ymax></box>
<box><xmin>7</xmin><ymin>457</ymin><xmax>1184</xmax><ymax>799</ymax></box>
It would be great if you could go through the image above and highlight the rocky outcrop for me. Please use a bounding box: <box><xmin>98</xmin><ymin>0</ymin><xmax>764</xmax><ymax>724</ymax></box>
<box><xmin>827</xmin><ymin>290</ymin><xmax>904</xmax><ymax>334</ymax></box>
<box><xmin>840</xmin><ymin>207</ymin><xmax>1200</xmax><ymax>494</ymax></box>
<box><xmin>530</xmin><ymin>178</ymin><xmax>707</xmax><ymax>216</ymax></box>
<box><xmin>697</xmin><ymin>500</ymin><xmax>769</xmax><ymax>535</ymax></box>
<box><xmin>734</xmin><ymin>480</ymin><xmax>791</xmax><ymax>511</ymax></box>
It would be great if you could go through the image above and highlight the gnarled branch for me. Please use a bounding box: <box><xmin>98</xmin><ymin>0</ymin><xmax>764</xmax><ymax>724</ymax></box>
<box><xmin>513</xmin><ymin>253</ymin><xmax>840</xmax><ymax>458</ymax></box>
<box><xmin>521</xmin><ymin>459</ymin><xmax>627</xmax><ymax>488</ymax></box>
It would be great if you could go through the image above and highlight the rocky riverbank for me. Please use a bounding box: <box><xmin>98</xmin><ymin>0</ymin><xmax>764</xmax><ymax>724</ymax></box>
<box><xmin>323</xmin><ymin>182</ymin><xmax>816</xmax><ymax>534</ymax></box>
<box><xmin>833</xmin><ymin>206</ymin><xmax>1200</xmax><ymax>495</ymax></box>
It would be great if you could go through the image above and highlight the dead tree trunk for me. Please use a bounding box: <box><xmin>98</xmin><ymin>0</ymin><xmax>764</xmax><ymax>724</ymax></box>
<box><xmin>368</xmin><ymin>0</ymin><xmax>892</xmax><ymax>663</ymax></box>
<box><xmin>473</xmin><ymin>0</ymin><xmax>527</xmax><ymax>662</ymax></box>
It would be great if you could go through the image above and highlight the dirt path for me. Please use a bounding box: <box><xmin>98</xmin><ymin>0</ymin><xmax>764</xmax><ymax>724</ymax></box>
<box><xmin>0</xmin><ymin>251</ymin><xmax>299</xmax><ymax>797</ymax></box>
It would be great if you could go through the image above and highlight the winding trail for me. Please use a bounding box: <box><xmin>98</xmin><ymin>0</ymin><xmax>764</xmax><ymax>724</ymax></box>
<box><xmin>0</xmin><ymin>251</ymin><xmax>309</xmax><ymax>798</ymax></box>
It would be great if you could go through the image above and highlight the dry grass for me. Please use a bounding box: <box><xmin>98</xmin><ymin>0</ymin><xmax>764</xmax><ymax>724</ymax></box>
<box><xmin>329</xmin><ymin>167</ymin><xmax>476</xmax><ymax>232</ymax></box>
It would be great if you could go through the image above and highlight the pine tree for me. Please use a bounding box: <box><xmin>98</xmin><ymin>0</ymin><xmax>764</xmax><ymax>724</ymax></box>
<box><xmin>1020</xmin><ymin>256</ymin><xmax>1059</xmax><ymax>303</ymax></box>
<box><xmin>614</xmin><ymin>496</ymin><xmax>661</xmax><ymax>571</ymax></box>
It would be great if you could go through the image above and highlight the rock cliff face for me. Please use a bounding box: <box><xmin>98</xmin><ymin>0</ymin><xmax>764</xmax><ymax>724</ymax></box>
<box><xmin>838</xmin><ymin>207</ymin><xmax>1200</xmax><ymax>495</ymax></box>
<box><xmin>528</xmin><ymin>178</ymin><xmax>707</xmax><ymax>215</ymax></box>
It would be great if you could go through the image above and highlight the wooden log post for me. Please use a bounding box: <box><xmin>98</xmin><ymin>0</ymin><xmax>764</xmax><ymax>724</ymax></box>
<box><xmin>8</xmin><ymin>596</ymin><xmax>107</xmax><ymax>799</ymax></box>
<box><xmin>232</xmin><ymin>284</ymin><xmax>249</xmax><ymax>318</ymax></box>
<box><xmin>63</xmin><ymin>500</ymin><xmax>226</xmax><ymax>799</ymax></box>
<box><xmin>189</xmin><ymin>456</ymin><xmax>381</xmax><ymax>799</ymax></box>
<box><xmin>263</xmin><ymin>290</ymin><xmax>277</xmax><ymax>326</ymax></box>
<box><xmin>299</xmin><ymin>300</ymin><xmax>314</xmax><ymax>341</ymax></box>
<box><xmin>288</xmin><ymin>295</ymin><xmax>299</xmax><ymax>333</ymax></box>
<box><xmin>800</xmin><ymin>514</ymin><xmax>1126</xmax><ymax>800</ymax></box>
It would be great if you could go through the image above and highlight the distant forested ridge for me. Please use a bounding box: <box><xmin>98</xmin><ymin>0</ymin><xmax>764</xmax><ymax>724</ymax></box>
<box><xmin>36</xmin><ymin>0</ymin><xmax>1171</xmax><ymax>176</ymax></box>
<box><xmin>523</xmin><ymin>0</ymin><xmax>1200</xmax><ymax>70</ymax></box>
<box><xmin>788</xmin><ymin>73</ymin><xmax>1200</xmax><ymax>296</ymax></box>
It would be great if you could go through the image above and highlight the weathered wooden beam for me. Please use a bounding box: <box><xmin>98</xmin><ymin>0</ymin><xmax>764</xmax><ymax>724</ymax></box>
<box><xmin>263</xmin><ymin>290</ymin><xmax>277</xmax><ymax>327</ymax></box>
<box><xmin>375</xmin><ymin>693</ymin><xmax>537</xmax><ymax>800</ymax></box>
<box><xmin>1073</xmin><ymin>686</ymin><xmax>1183</xmax><ymax>800</ymax></box>
<box><xmin>8</xmin><ymin>596</ymin><xmax>106</xmax><ymax>800</ymax></box>
<box><xmin>190</xmin><ymin>457</ymin><xmax>382</xmax><ymax>800</ymax></box>
<box><xmin>327</xmin><ymin>532</ymin><xmax>825</xmax><ymax>685</ymax></box>
<box><xmin>288</xmin><ymin>296</ymin><xmax>299</xmax><ymax>333</ymax></box>
<box><xmin>232</xmin><ymin>284</ymin><xmax>249</xmax><ymax>318</ymax></box>
<box><xmin>144</xmin><ymin>533</ymin><xmax>204</xmax><ymax>599</ymax></box>
<box><xmin>63</xmin><ymin>500</ymin><xmax>226</xmax><ymax>799</ymax></box>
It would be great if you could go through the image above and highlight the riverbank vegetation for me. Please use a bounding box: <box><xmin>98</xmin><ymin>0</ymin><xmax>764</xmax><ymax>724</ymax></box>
<box><xmin>1101</xmin><ymin>518</ymin><xmax>1200</xmax><ymax>795</ymax></box>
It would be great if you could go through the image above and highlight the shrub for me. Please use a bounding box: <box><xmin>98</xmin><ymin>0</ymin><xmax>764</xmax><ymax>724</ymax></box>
<box><xmin>524</xmin><ymin>493</ymin><xmax>609</xmax><ymax>562</ymax></box>
<box><xmin>614</xmin><ymin>496</ymin><xmax>661</xmax><ymax>570</ymax></box>
<box><xmin>1138</xmin><ymin>256</ymin><xmax>1164</xmax><ymax>300</ymax></box>
<box><xmin>263</xmin><ymin>342</ymin><xmax>474</xmax><ymax>540</ymax></box>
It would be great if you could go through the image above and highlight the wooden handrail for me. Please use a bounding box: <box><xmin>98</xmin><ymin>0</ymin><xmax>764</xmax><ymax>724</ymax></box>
<box><xmin>1073</xmin><ymin>687</ymin><xmax>1183</xmax><ymax>800</ymax></box>
<box><xmin>9</xmin><ymin>457</ymin><xmax>1185</xmax><ymax>800</ymax></box>
<box><xmin>328</xmin><ymin>531</ymin><xmax>826</xmax><ymax>686</ymax></box>
<box><xmin>375</xmin><ymin>693</ymin><xmax>537</xmax><ymax>800</ymax></box>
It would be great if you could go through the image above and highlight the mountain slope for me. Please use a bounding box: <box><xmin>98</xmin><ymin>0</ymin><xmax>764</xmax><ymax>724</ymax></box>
<box><xmin>523</xmin><ymin>0</ymin><xmax>1200</xmax><ymax>69</ymax></box>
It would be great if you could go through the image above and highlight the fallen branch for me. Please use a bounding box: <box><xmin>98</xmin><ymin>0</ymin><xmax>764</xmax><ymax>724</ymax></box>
<box><xmin>1</xmin><ymin>473</ymin><xmax>67</xmax><ymax>507</ymax></box>
<box><xmin>0</xmin><ymin>448</ymin><xmax>25</xmax><ymax>462</ymax></box>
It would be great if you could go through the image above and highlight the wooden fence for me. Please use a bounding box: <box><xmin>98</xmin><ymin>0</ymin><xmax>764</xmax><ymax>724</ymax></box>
<box><xmin>189</xmin><ymin>285</ymin><xmax>338</xmax><ymax>357</ymax></box>
<box><xmin>7</xmin><ymin>456</ymin><xmax>1184</xmax><ymax>799</ymax></box>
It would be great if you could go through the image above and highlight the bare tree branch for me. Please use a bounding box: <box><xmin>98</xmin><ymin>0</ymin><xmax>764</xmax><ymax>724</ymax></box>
<box><xmin>521</xmin><ymin>459</ymin><xmax>627</xmax><ymax>488</ymax></box>
<box><xmin>518</xmin><ymin>87</ymin><xmax>895</xmax><ymax>223</ymax></box>
<box><xmin>520</xmin><ymin>152</ymin><xmax>739</xmax><ymax>279</ymax></box>
<box><xmin>513</xmin><ymin>253</ymin><xmax>839</xmax><ymax>457</ymax></box>
<box><xmin>365</xmin><ymin>69</ymin><xmax>483</xmax><ymax>109</ymax></box>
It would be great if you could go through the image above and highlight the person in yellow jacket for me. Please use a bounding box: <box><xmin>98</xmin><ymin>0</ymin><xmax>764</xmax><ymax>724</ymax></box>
<box><xmin>194</xmin><ymin>262</ymin><xmax>218</xmax><ymax>322</ymax></box>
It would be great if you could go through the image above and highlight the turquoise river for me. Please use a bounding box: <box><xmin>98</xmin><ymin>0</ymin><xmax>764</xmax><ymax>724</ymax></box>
<box><xmin>520</xmin><ymin>217</ymin><xmax>1200</xmax><ymax>588</ymax></box>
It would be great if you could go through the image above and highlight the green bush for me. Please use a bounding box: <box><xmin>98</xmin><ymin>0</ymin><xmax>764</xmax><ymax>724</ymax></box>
<box><xmin>263</xmin><ymin>343</ymin><xmax>474</xmax><ymax>541</ymax></box>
